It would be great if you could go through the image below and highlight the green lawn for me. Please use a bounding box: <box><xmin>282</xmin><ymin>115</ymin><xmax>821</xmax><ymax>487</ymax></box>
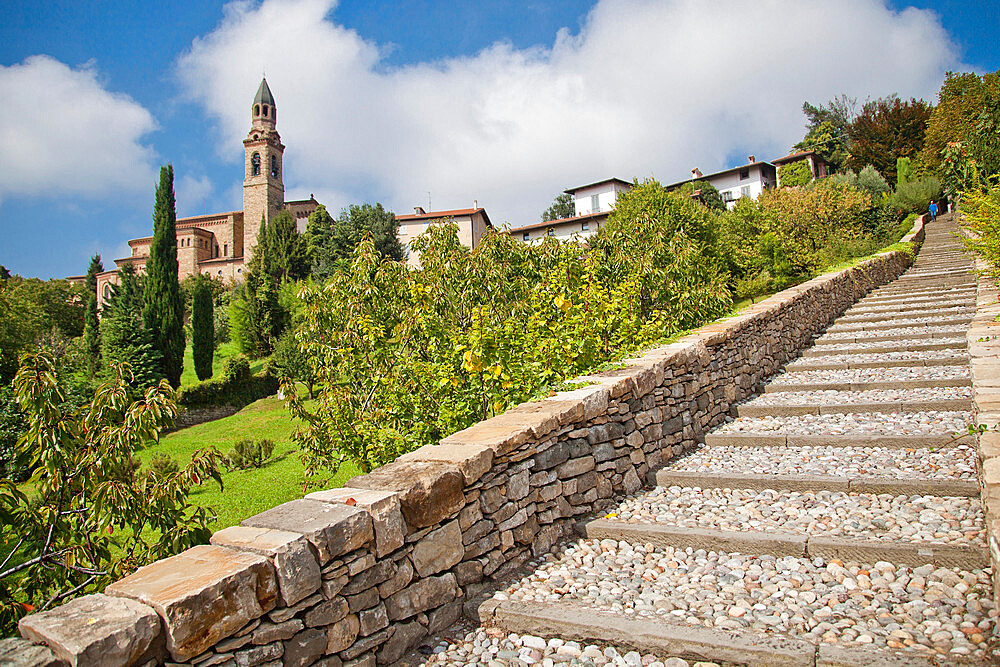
<box><xmin>140</xmin><ymin>394</ymin><xmax>359</xmax><ymax>530</ymax></box>
<box><xmin>179</xmin><ymin>341</ymin><xmax>265</xmax><ymax>387</ymax></box>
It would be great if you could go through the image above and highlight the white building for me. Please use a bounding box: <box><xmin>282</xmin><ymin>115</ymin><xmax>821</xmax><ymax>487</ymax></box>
<box><xmin>666</xmin><ymin>156</ymin><xmax>777</xmax><ymax>209</ymax></box>
<box><xmin>395</xmin><ymin>206</ymin><xmax>493</xmax><ymax>266</ymax></box>
<box><xmin>506</xmin><ymin>177</ymin><xmax>632</xmax><ymax>244</ymax></box>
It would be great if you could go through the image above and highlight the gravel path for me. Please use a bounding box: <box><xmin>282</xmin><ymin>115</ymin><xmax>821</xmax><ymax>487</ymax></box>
<box><xmin>713</xmin><ymin>411</ymin><xmax>971</xmax><ymax>436</ymax></box>
<box><xmin>807</xmin><ymin>337</ymin><xmax>966</xmax><ymax>352</ymax></box>
<box><xmin>786</xmin><ymin>350</ymin><xmax>968</xmax><ymax>367</ymax></box>
<box><xmin>496</xmin><ymin>541</ymin><xmax>997</xmax><ymax>659</ymax></box>
<box><xmin>769</xmin><ymin>366</ymin><xmax>970</xmax><ymax>386</ymax></box>
<box><xmin>670</xmin><ymin>444</ymin><xmax>979</xmax><ymax>480</ymax></box>
<box><xmin>607</xmin><ymin>487</ymin><xmax>985</xmax><ymax>545</ymax></box>
<box><xmin>418</xmin><ymin>630</ymin><xmax>712</xmax><ymax>667</ymax></box>
<box><xmin>817</xmin><ymin>325</ymin><xmax>968</xmax><ymax>341</ymax></box>
<box><xmin>742</xmin><ymin>386</ymin><xmax>972</xmax><ymax>407</ymax></box>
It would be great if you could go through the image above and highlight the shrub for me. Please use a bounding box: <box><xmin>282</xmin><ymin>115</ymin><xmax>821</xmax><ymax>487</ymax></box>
<box><xmin>961</xmin><ymin>182</ymin><xmax>1000</xmax><ymax>280</ymax></box>
<box><xmin>174</xmin><ymin>371</ymin><xmax>277</xmax><ymax>409</ymax></box>
<box><xmin>267</xmin><ymin>330</ymin><xmax>315</xmax><ymax>398</ymax></box>
<box><xmin>148</xmin><ymin>452</ymin><xmax>180</xmax><ymax>482</ymax></box>
<box><xmin>779</xmin><ymin>160</ymin><xmax>813</xmax><ymax>187</ymax></box>
<box><xmin>892</xmin><ymin>176</ymin><xmax>943</xmax><ymax>214</ymax></box>
<box><xmin>226</xmin><ymin>438</ymin><xmax>275</xmax><ymax>470</ymax></box>
<box><xmin>214</xmin><ymin>306</ymin><xmax>231</xmax><ymax>346</ymax></box>
<box><xmin>222</xmin><ymin>354</ymin><xmax>251</xmax><ymax>383</ymax></box>
<box><xmin>0</xmin><ymin>384</ymin><xmax>30</xmax><ymax>482</ymax></box>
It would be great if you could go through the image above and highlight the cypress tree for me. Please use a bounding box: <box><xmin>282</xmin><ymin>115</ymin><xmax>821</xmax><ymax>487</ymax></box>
<box><xmin>191</xmin><ymin>275</ymin><xmax>214</xmax><ymax>380</ymax></box>
<box><xmin>83</xmin><ymin>254</ymin><xmax>103</xmax><ymax>370</ymax></box>
<box><xmin>142</xmin><ymin>165</ymin><xmax>185</xmax><ymax>387</ymax></box>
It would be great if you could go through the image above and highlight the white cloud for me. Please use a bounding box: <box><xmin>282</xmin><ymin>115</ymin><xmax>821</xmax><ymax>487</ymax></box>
<box><xmin>176</xmin><ymin>173</ymin><xmax>214</xmax><ymax>216</ymax></box>
<box><xmin>176</xmin><ymin>0</ymin><xmax>960</xmax><ymax>228</ymax></box>
<box><xmin>0</xmin><ymin>55</ymin><xmax>158</xmax><ymax>203</ymax></box>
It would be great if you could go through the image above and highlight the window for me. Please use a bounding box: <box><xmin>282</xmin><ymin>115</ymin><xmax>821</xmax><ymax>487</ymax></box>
<box><xmin>251</xmin><ymin>153</ymin><xmax>261</xmax><ymax>176</ymax></box>
<box><xmin>103</xmin><ymin>285</ymin><xmax>111</xmax><ymax>300</ymax></box>
<box><xmin>522</xmin><ymin>232</ymin><xmax>530</xmax><ymax>241</ymax></box>
<box><xmin>722</xmin><ymin>190</ymin><xmax>735</xmax><ymax>202</ymax></box>
<box><xmin>270</xmin><ymin>155</ymin><xmax>279</xmax><ymax>178</ymax></box>
<box><xmin>581</xmin><ymin>222</ymin><xmax>589</xmax><ymax>231</ymax></box>
<box><xmin>262</xmin><ymin>105</ymin><xmax>269</xmax><ymax>118</ymax></box>
<box><xmin>739</xmin><ymin>168</ymin><xmax>749</xmax><ymax>180</ymax></box>
<box><xmin>546</xmin><ymin>228</ymin><xmax>555</xmax><ymax>237</ymax></box>
<box><xmin>590</xmin><ymin>194</ymin><xmax>600</xmax><ymax>213</ymax></box>
<box><xmin>740</xmin><ymin>186</ymin><xmax>751</xmax><ymax>198</ymax></box>
<box><xmin>254</xmin><ymin>104</ymin><xmax>260</xmax><ymax>116</ymax></box>
<box><xmin>224</xmin><ymin>243</ymin><xmax>228</xmax><ymax>256</ymax></box>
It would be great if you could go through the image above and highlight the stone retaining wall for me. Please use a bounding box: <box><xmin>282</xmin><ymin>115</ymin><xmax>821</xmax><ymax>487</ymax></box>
<box><xmin>172</xmin><ymin>404</ymin><xmax>243</xmax><ymax>430</ymax></box>
<box><xmin>968</xmin><ymin>250</ymin><xmax>1000</xmax><ymax>605</ymax></box>
<box><xmin>7</xmin><ymin>221</ymin><xmax>924</xmax><ymax>667</ymax></box>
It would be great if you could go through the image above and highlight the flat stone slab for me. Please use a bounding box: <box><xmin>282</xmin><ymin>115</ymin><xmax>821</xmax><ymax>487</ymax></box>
<box><xmin>19</xmin><ymin>593</ymin><xmax>164</xmax><ymax>667</ymax></box>
<box><xmin>705</xmin><ymin>432</ymin><xmax>971</xmax><ymax>449</ymax></box>
<box><xmin>737</xmin><ymin>398</ymin><xmax>972</xmax><ymax>417</ymax></box>
<box><xmin>242</xmin><ymin>498</ymin><xmax>374</xmax><ymax>563</ymax></box>
<box><xmin>106</xmin><ymin>545</ymin><xmax>277</xmax><ymax>661</ymax></box>
<box><xmin>486</xmin><ymin>599</ymin><xmax>816</xmax><ymax>666</ymax></box>
<box><xmin>210</xmin><ymin>525</ymin><xmax>321</xmax><ymax>606</ymax></box>
<box><xmin>764</xmin><ymin>378</ymin><xmax>971</xmax><ymax>393</ymax></box>
<box><xmin>0</xmin><ymin>638</ymin><xmax>64</xmax><ymax>667</ymax></box>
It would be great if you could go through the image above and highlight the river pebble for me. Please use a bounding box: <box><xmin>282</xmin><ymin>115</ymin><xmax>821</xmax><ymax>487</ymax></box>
<box><xmin>742</xmin><ymin>386</ymin><xmax>971</xmax><ymax>407</ymax></box>
<box><xmin>768</xmin><ymin>365</ymin><xmax>970</xmax><ymax>386</ymax></box>
<box><xmin>714</xmin><ymin>411</ymin><xmax>971</xmax><ymax>436</ymax></box>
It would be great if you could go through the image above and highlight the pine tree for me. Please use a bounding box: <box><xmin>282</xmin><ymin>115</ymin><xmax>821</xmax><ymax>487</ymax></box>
<box><xmin>142</xmin><ymin>165</ymin><xmax>185</xmax><ymax>387</ymax></box>
<box><xmin>101</xmin><ymin>264</ymin><xmax>163</xmax><ymax>390</ymax></box>
<box><xmin>191</xmin><ymin>275</ymin><xmax>214</xmax><ymax>381</ymax></box>
<box><xmin>232</xmin><ymin>215</ymin><xmax>283</xmax><ymax>357</ymax></box>
<box><xmin>262</xmin><ymin>210</ymin><xmax>308</xmax><ymax>283</ymax></box>
<box><xmin>304</xmin><ymin>204</ymin><xmax>334</xmax><ymax>275</ymax></box>
<box><xmin>83</xmin><ymin>254</ymin><xmax>103</xmax><ymax>370</ymax></box>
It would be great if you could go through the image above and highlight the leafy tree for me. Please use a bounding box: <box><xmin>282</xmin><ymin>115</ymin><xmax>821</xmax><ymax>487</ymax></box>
<box><xmin>961</xmin><ymin>181</ymin><xmax>1000</xmax><ymax>280</ymax></box>
<box><xmin>795</xmin><ymin>95</ymin><xmax>858</xmax><ymax>171</ymax></box>
<box><xmin>142</xmin><ymin>165</ymin><xmax>185</xmax><ymax>388</ymax></box>
<box><xmin>0</xmin><ymin>276</ymin><xmax>85</xmax><ymax>384</ymax></box>
<box><xmin>541</xmin><ymin>193</ymin><xmax>575</xmax><ymax>221</ymax></box>
<box><xmin>847</xmin><ymin>96</ymin><xmax>931</xmax><ymax>181</ymax></box>
<box><xmin>896</xmin><ymin>157</ymin><xmax>915</xmax><ymax>186</ymax></box>
<box><xmin>855</xmin><ymin>165</ymin><xmax>892</xmax><ymax>201</ymax></box>
<box><xmin>921</xmin><ymin>69</ymin><xmax>1000</xmax><ymax>178</ymax></box>
<box><xmin>267</xmin><ymin>330</ymin><xmax>314</xmax><ymax>398</ymax></box>
<box><xmin>691</xmin><ymin>180</ymin><xmax>725</xmax><ymax>211</ymax></box>
<box><xmin>311</xmin><ymin>203</ymin><xmax>404</xmax><ymax>277</ymax></box>
<box><xmin>795</xmin><ymin>120</ymin><xmax>849</xmax><ymax>172</ymax></box>
<box><xmin>191</xmin><ymin>275</ymin><xmax>214</xmax><ymax>381</ymax></box>
<box><xmin>0</xmin><ymin>354</ymin><xmax>222</xmax><ymax>633</ymax></box>
<box><xmin>0</xmin><ymin>384</ymin><xmax>30</xmax><ymax>482</ymax></box>
<box><xmin>83</xmin><ymin>254</ymin><xmax>103</xmax><ymax>370</ymax></box>
<box><xmin>779</xmin><ymin>160</ymin><xmax>813</xmax><ymax>187</ymax></box>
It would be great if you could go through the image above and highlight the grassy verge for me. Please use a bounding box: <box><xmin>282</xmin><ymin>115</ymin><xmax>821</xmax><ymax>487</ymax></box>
<box><xmin>179</xmin><ymin>341</ymin><xmax>264</xmax><ymax>387</ymax></box>
<box><xmin>140</xmin><ymin>394</ymin><xmax>358</xmax><ymax>530</ymax></box>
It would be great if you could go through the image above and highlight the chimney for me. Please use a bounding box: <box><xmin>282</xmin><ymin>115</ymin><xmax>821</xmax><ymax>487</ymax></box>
<box><xmin>748</xmin><ymin>155</ymin><xmax>756</xmax><ymax>163</ymax></box>
<box><xmin>473</xmin><ymin>199</ymin><xmax>478</xmax><ymax>209</ymax></box>
<box><xmin>414</xmin><ymin>206</ymin><xmax>426</xmax><ymax>215</ymax></box>
<box><xmin>691</xmin><ymin>168</ymin><xmax>702</xmax><ymax>178</ymax></box>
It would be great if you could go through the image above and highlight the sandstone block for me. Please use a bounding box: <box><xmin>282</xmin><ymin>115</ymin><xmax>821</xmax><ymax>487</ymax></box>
<box><xmin>557</xmin><ymin>456</ymin><xmax>595</xmax><ymax>478</ymax></box>
<box><xmin>242</xmin><ymin>500</ymin><xmax>374</xmax><ymax>564</ymax></box>
<box><xmin>507</xmin><ymin>469</ymin><xmax>530</xmax><ymax>500</ymax></box>
<box><xmin>306</xmin><ymin>488</ymin><xmax>406</xmax><ymax>557</ymax></box>
<box><xmin>358</xmin><ymin>603</ymin><xmax>388</xmax><ymax>636</ymax></box>
<box><xmin>395</xmin><ymin>443</ymin><xmax>494</xmax><ymax>484</ymax></box>
<box><xmin>18</xmin><ymin>593</ymin><xmax>163</xmax><ymax>667</ymax></box>
<box><xmin>234</xmin><ymin>640</ymin><xmax>282</xmax><ymax>667</ymax></box>
<box><xmin>326</xmin><ymin>614</ymin><xmax>360</xmax><ymax>654</ymax></box>
<box><xmin>411</xmin><ymin>520</ymin><xmax>463</xmax><ymax>577</ymax></box>
<box><xmin>0</xmin><ymin>638</ymin><xmax>63</xmax><ymax>667</ymax></box>
<box><xmin>376</xmin><ymin>618</ymin><xmax>426</xmax><ymax>665</ymax></box>
<box><xmin>106</xmin><ymin>545</ymin><xmax>277</xmax><ymax>661</ymax></box>
<box><xmin>384</xmin><ymin>573</ymin><xmax>459</xmax><ymax>621</ymax></box>
<box><xmin>283</xmin><ymin>628</ymin><xmax>326</xmax><ymax>667</ymax></box>
<box><xmin>251</xmin><ymin>619</ymin><xmax>303</xmax><ymax>645</ymax></box>
<box><xmin>211</xmin><ymin>526</ymin><xmax>321</xmax><ymax>607</ymax></box>
<box><xmin>346</xmin><ymin>461</ymin><xmax>465</xmax><ymax>528</ymax></box>
<box><xmin>377</xmin><ymin>558</ymin><xmax>413</xmax><ymax>599</ymax></box>
<box><xmin>304</xmin><ymin>596</ymin><xmax>349</xmax><ymax>628</ymax></box>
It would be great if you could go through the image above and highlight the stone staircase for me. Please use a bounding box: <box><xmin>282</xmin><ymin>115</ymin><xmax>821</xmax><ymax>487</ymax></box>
<box><xmin>419</xmin><ymin>216</ymin><xmax>999</xmax><ymax>666</ymax></box>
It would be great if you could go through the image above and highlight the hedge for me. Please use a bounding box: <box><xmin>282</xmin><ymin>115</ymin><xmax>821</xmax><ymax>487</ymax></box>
<box><xmin>175</xmin><ymin>371</ymin><xmax>278</xmax><ymax>409</ymax></box>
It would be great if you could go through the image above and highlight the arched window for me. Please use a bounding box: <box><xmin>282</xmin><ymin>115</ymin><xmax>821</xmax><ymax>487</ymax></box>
<box><xmin>224</xmin><ymin>243</ymin><xmax>228</xmax><ymax>256</ymax></box>
<box><xmin>262</xmin><ymin>105</ymin><xmax>269</xmax><ymax>117</ymax></box>
<box><xmin>254</xmin><ymin>104</ymin><xmax>260</xmax><ymax>116</ymax></box>
<box><xmin>270</xmin><ymin>155</ymin><xmax>278</xmax><ymax>178</ymax></box>
<box><xmin>251</xmin><ymin>152</ymin><xmax>261</xmax><ymax>176</ymax></box>
<box><xmin>103</xmin><ymin>285</ymin><xmax>111</xmax><ymax>300</ymax></box>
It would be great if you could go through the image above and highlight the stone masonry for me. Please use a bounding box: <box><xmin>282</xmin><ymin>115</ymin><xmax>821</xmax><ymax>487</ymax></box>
<box><xmin>11</xmin><ymin>220</ymin><xmax>924</xmax><ymax>666</ymax></box>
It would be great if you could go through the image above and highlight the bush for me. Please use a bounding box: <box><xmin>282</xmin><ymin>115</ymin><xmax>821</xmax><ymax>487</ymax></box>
<box><xmin>214</xmin><ymin>307</ymin><xmax>231</xmax><ymax>346</ymax></box>
<box><xmin>226</xmin><ymin>438</ymin><xmax>275</xmax><ymax>470</ymax></box>
<box><xmin>267</xmin><ymin>331</ymin><xmax>315</xmax><ymax>398</ymax></box>
<box><xmin>0</xmin><ymin>384</ymin><xmax>30</xmax><ymax>482</ymax></box>
<box><xmin>779</xmin><ymin>160</ymin><xmax>813</xmax><ymax>187</ymax></box>
<box><xmin>222</xmin><ymin>354</ymin><xmax>251</xmax><ymax>383</ymax></box>
<box><xmin>892</xmin><ymin>176</ymin><xmax>943</xmax><ymax>214</ymax></box>
<box><xmin>175</xmin><ymin>371</ymin><xmax>278</xmax><ymax>409</ymax></box>
<box><xmin>961</xmin><ymin>182</ymin><xmax>1000</xmax><ymax>280</ymax></box>
<box><xmin>148</xmin><ymin>452</ymin><xmax>180</xmax><ymax>482</ymax></box>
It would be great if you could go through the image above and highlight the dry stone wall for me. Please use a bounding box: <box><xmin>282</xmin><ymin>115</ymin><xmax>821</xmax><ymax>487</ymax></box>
<box><xmin>9</xmin><ymin>222</ymin><xmax>924</xmax><ymax>667</ymax></box>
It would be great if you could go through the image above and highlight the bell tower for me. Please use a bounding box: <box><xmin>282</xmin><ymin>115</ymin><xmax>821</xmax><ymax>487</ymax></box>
<box><xmin>243</xmin><ymin>77</ymin><xmax>285</xmax><ymax>263</ymax></box>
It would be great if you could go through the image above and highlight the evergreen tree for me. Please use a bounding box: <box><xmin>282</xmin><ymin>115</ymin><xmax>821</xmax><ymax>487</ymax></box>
<box><xmin>262</xmin><ymin>210</ymin><xmax>309</xmax><ymax>283</ymax></box>
<box><xmin>83</xmin><ymin>254</ymin><xmax>103</xmax><ymax>370</ymax></box>
<box><xmin>142</xmin><ymin>165</ymin><xmax>185</xmax><ymax>387</ymax></box>
<box><xmin>191</xmin><ymin>275</ymin><xmax>214</xmax><ymax>381</ymax></box>
<box><xmin>101</xmin><ymin>264</ymin><xmax>163</xmax><ymax>390</ymax></box>
<box><xmin>304</xmin><ymin>204</ymin><xmax>335</xmax><ymax>275</ymax></box>
<box><xmin>232</xmin><ymin>215</ymin><xmax>283</xmax><ymax>357</ymax></box>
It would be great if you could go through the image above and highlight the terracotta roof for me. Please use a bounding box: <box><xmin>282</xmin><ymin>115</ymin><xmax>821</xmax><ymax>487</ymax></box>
<box><xmin>507</xmin><ymin>210</ymin><xmax>607</xmax><ymax>234</ymax></box>
<box><xmin>396</xmin><ymin>207</ymin><xmax>493</xmax><ymax>228</ymax></box>
<box><xmin>772</xmin><ymin>150</ymin><xmax>817</xmax><ymax>164</ymax></box>
<box><xmin>564</xmin><ymin>178</ymin><xmax>631</xmax><ymax>194</ymax></box>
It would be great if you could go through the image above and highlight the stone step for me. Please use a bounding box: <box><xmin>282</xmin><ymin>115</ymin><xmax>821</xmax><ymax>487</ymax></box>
<box><xmin>786</xmin><ymin>353</ymin><xmax>969</xmax><ymax>371</ymax></box>
<box><xmin>858</xmin><ymin>290</ymin><xmax>976</xmax><ymax>305</ymax></box>
<box><xmin>875</xmin><ymin>282</ymin><xmax>976</xmax><ymax>295</ymax></box>
<box><xmin>705</xmin><ymin>432</ymin><xmax>972</xmax><ymax>449</ymax></box>
<box><xmin>579</xmin><ymin>521</ymin><xmax>987</xmax><ymax>570</ymax></box>
<box><xmin>825</xmin><ymin>315</ymin><xmax>971</xmax><ymax>333</ymax></box>
<box><xmin>737</xmin><ymin>398</ymin><xmax>971</xmax><ymax>418</ymax></box>
<box><xmin>800</xmin><ymin>338</ymin><xmax>965</xmax><ymax>356</ymax></box>
<box><xmin>841</xmin><ymin>304</ymin><xmax>972</xmax><ymax>318</ymax></box>
<box><xmin>813</xmin><ymin>327</ymin><xmax>967</xmax><ymax>344</ymax></box>
<box><xmin>665</xmin><ymin>443</ymin><xmax>978</xmax><ymax>488</ymax></box>
<box><xmin>484</xmin><ymin>539</ymin><xmax>995</xmax><ymax>662</ymax></box>
<box><xmin>653</xmin><ymin>469</ymin><xmax>979</xmax><ymax>497</ymax></box>
<box><xmin>763</xmin><ymin>377</ymin><xmax>970</xmax><ymax>393</ymax></box>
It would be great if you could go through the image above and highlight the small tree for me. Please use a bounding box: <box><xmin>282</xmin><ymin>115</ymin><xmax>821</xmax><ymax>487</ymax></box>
<box><xmin>0</xmin><ymin>354</ymin><xmax>222</xmax><ymax>634</ymax></box>
<box><xmin>261</xmin><ymin>210</ymin><xmax>309</xmax><ymax>284</ymax></box>
<box><xmin>268</xmin><ymin>329</ymin><xmax>314</xmax><ymax>398</ymax></box>
<box><xmin>303</xmin><ymin>204</ymin><xmax>335</xmax><ymax>277</ymax></box>
<box><xmin>101</xmin><ymin>265</ymin><xmax>163</xmax><ymax>390</ymax></box>
<box><xmin>541</xmin><ymin>193</ymin><xmax>575</xmax><ymax>221</ymax></box>
<box><xmin>691</xmin><ymin>180</ymin><xmax>726</xmax><ymax>211</ymax></box>
<box><xmin>855</xmin><ymin>165</ymin><xmax>891</xmax><ymax>201</ymax></box>
<box><xmin>231</xmin><ymin>217</ymin><xmax>283</xmax><ymax>357</ymax></box>
<box><xmin>142</xmin><ymin>165</ymin><xmax>185</xmax><ymax>388</ymax></box>
<box><xmin>191</xmin><ymin>275</ymin><xmax>214</xmax><ymax>381</ymax></box>
<box><xmin>896</xmin><ymin>157</ymin><xmax>915</xmax><ymax>186</ymax></box>
<box><xmin>83</xmin><ymin>254</ymin><xmax>103</xmax><ymax>371</ymax></box>
<box><xmin>315</xmin><ymin>203</ymin><xmax>404</xmax><ymax>275</ymax></box>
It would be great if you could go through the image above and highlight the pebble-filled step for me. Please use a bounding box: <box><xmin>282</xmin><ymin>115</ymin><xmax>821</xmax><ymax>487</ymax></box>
<box><xmin>785</xmin><ymin>350</ymin><xmax>969</xmax><ymax>370</ymax></box>
<box><xmin>740</xmin><ymin>386</ymin><xmax>971</xmax><ymax>407</ymax></box>
<box><xmin>670</xmin><ymin>444</ymin><xmax>978</xmax><ymax>481</ymax></box>
<box><xmin>495</xmin><ymin>541</ymin><xmax>996</xmax><ymax>659</ymax></box>
<box><xmin>800</xmin><ymin>337</ymin><xmax>965</xmax><ymax>354</ymax></box>
<box><xmin>713</xmin><ymin>411</ymin><xmax>971</xmax><ymax>437</ymax></box>
<box><xmin>767</xmin><ymin>365</ymin><xmax>971</xmax><ymax>388</ymax></box>
<box><xmin>606</xmin><ymin>486</ymin><xmax>985</xmax><ymax>546</ymax></box>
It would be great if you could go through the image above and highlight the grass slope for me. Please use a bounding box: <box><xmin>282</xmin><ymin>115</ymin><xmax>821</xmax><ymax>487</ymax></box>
<box><xmin>179</xmin><ymin>341</ymin><xmax>264</xmax><ymax>387</ymax></box>
<box><xmin>140</xmin><ymin>395</ymin><xmax>358</xmax><ymax>530</ymax></box>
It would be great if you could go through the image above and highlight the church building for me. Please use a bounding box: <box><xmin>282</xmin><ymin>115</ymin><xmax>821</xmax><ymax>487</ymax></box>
<box><xmin>95</xmin><ymin>78</ymin><xmax>318</xmax><ymax>304</ymax></box>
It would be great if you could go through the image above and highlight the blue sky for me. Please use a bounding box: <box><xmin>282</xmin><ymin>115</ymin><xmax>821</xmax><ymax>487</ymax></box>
<box><xmin>1</xmin><ymin>0</ymin><xmax>997</xmax><ymax>279</ymax></box>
